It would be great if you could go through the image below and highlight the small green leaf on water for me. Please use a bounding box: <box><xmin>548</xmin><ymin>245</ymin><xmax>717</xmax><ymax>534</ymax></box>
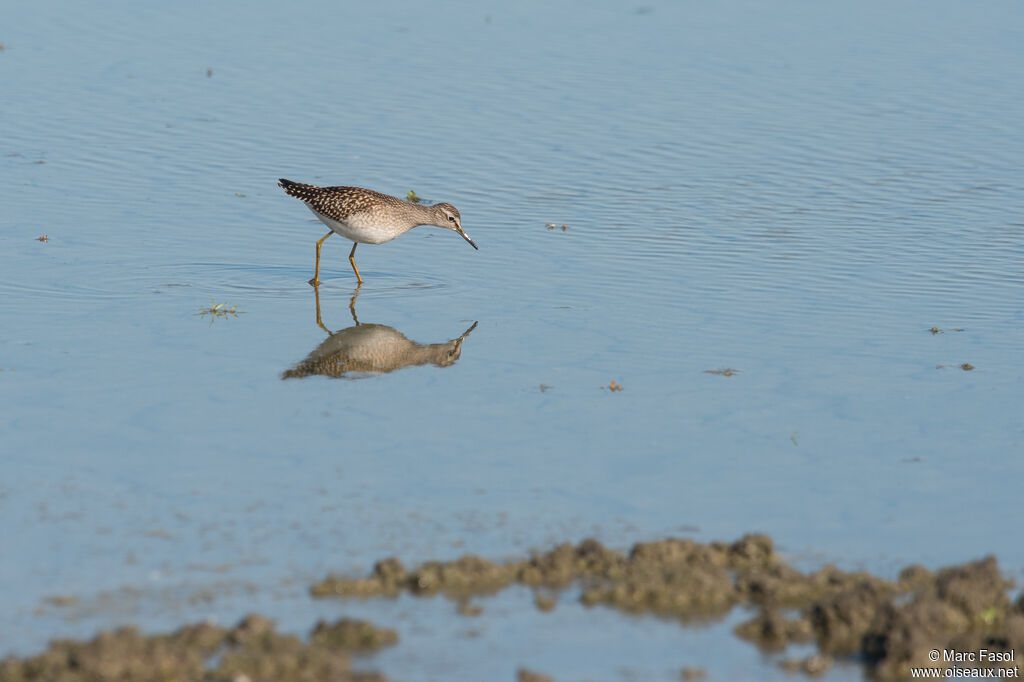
<box><xmin>406</xmin><ymin>190</ymin><xmax>421</xmax><ymax>204</ymax></box>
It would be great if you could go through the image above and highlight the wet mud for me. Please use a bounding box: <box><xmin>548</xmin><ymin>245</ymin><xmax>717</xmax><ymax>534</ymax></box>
<box><xmin>0</xmin><ymin>615</ymin><xmax>395</xmax><ymax>682</ymax></box>
<box><xmin>312</xmin><ymin>535</ymin><xmax>1023</xmax><ymax>680</ymax></box>
<box><xmin>5</xmin><ymin>536</ymin><xmax>1021</xmax><ymax>681</ymax></box>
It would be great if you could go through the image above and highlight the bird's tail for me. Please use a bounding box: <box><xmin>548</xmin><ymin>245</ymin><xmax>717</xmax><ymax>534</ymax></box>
<box><xmin>278</xmin><ymin>178</ymin><xmax>321</xmax><ymax>202</ymax></box>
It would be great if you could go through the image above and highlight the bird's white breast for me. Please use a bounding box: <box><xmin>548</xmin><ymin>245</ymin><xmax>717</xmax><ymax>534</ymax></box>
<box><xmin>307</xmin><ymin>205</ymin><xmax>406</xmax><ymax>245</ymax></box>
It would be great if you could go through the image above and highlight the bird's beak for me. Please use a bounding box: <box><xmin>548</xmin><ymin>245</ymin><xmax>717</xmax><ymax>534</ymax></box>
<box><xmin>457</xmin><ymin>226</ymin><xmax>478</xmax><ymax>250</ymax></box>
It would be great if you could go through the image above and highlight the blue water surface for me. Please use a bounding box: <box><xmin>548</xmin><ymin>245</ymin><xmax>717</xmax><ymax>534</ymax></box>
<box><xmin>1</xmin><ymin>1</ymin><xmax>1022</xmax><ymax>679</ymax></box>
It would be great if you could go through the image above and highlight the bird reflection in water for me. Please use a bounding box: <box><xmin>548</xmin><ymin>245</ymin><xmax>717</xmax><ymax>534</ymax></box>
<box><xmin>282</xmin><ymin>286</ymin><xmax>478</xmax><ymax>380</ymax></box>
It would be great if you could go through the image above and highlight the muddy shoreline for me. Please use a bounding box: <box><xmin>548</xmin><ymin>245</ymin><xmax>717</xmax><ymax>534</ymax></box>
<box><xmin>4</xmin><ymin>535</ymin><xmax>1021</xmax><ymax>681</ymax></box>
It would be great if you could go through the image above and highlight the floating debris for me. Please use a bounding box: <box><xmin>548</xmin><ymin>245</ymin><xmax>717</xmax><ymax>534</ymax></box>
<box><xmin>37</xmin><ymin>235</ymin><xmax>48</xmax><ymax>242</ymax></box>
<box><xmin>197</xmin><ymin>299</ymin><xmax>242</xmax><ymax>322</ymax></box>
<box><xmin>235</xmin><ymin>192</ymin><xmax>246</xmax><ymax>197</ymax></box>
<box><xmin>41</xmin><ymin>594</ymin><xmax>78</xmax><ymax>608</ymax></box>
<box><xmin>704</xmin><ymin>368</ymin><xmax>739</xmax><ymax>377</ymax></box>
<box><xmin>406</xmin><ymin>190</ymin><xmax>422</xmax><ymax>204</ymax></box>
<box><xmin>935</xmin><ymin>362</ymin><xmax>975</xmax><ymax>371</ymax></box>
<box><xmin>546</xmin><ymin>222</ymin><xmax>570</xmax><ymax>231</ymax></box>
<box><xmin>533</xmin><ymin>593</ymin><xmax>556</xmax><ymax>611</ymax></box>
<box><xmin>680</xmin><ymin>667</ymin><xmax>707</xmax><ymax>680</ymax></box>
<box><xmin>518</xmin><ymin>669</ymin><xmax>554</xmax><ymax>682</ymax></box>
<box><xmin>539</xmin><ymin>383</ymin><xmax>552</xmax><ymax>393</ymax></box>
<box><xmin>602</xmin><ymin>380</ymin><xmax>622</xmax><ymax>392</ymax></box>
<box><xmin>206</xmin><ymin>67</ymin><xmax>213</xmax><ymax>77</ymax></box>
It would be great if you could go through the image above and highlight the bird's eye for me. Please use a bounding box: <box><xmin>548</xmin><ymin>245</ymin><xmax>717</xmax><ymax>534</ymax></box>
<box><xmin>448</xmin><ymin>215</ymin><xmax>456</xmax><ymax>223</ymax></box>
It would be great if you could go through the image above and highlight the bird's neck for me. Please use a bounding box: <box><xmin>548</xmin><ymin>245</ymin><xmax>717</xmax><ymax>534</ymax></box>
<box><xmin>409</xmin><ymin>202</ymin><xmax>435</xmax><ymax>217</ymax></box>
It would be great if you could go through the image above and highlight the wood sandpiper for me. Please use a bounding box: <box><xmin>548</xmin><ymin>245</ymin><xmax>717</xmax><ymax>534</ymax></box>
<box><xmin>278</xmin><ymin>179</ymin><xmax>477</xmax><ymax>285</ymax></box>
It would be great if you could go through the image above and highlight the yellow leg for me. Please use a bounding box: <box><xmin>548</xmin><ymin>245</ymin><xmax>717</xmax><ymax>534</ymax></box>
<box><xmin>309</xmin><ymin>231</ymin><xmax>333</xmax><ymax>286</ymax></box>
<box><xmin>348</xmin><ymin>242</ymin><xmax>363</xmax><ymax>284</ymax></box>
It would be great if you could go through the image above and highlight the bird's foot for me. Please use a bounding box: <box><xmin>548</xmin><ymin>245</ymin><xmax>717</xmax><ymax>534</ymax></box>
<box><xmin>308</xmin><ymin>277</ymin><xmax>321</xmax><ymax>287</ymax></box>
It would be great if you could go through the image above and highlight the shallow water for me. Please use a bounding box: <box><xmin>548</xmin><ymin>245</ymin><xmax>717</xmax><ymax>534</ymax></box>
<box><xmin>2</xmin><ymin>0</ymin><xmax>1023</xmax><ymax>679</ymax></box>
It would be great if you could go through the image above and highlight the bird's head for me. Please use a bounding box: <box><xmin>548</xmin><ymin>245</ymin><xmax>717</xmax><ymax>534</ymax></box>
<box><xmin>432</xmin><ymin>203</ymin><xmax>477</xmax><ymax>250</ymax></box>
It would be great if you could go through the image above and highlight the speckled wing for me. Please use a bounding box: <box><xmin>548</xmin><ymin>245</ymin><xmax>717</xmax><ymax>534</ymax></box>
<box><xmin>278</xmin><ymin>179</ymin><xmax>400</xmax><ymax>222</ymax></box>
